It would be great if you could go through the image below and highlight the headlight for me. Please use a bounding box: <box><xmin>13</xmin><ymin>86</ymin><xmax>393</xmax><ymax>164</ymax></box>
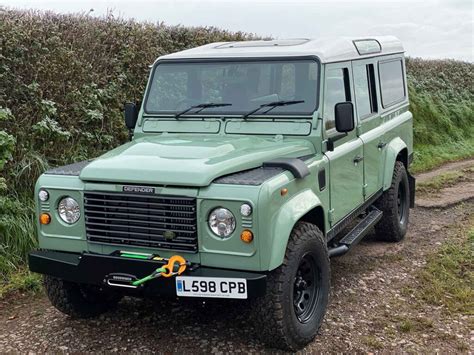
<box><xmin>208</xmin><ymin>207</ymin><xmax>236</xmax><ymax>237</ymax></box>
<box><xmin>58</xmin><ymin>197</ymin><xmax>81</xmax><ymax>224</ymax></box>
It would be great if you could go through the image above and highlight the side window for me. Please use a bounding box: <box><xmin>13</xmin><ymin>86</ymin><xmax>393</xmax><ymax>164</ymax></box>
<box><xmin>353</xmin><ymin>63</ymin><xmax>378</xmax><ymax>119</ymax></box>
<box><xmin>379</xmin><ymin>59</ymin><xmax>405</xmax><ymax>108</ymax></box>
<box><xmin>324</xmin><ymin>68</ymin><xmax>351</xmax><ymax>131</ymax></box>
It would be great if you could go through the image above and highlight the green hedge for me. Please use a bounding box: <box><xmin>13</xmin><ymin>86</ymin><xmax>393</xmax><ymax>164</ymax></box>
<box><xmin>0</xmin><ymin>9</ymin><xmax>254</xmax><ymax>282</ymax></box>
<box><xmin>406</xmin><ymin>58</ymin><xmax>474</xmax><ymax>171</ymax></box>
<box><xmin>0</xmin><ymin>9</ymin><xmax>255</xmax><ymax>196</ymax></box>
<box><xmin>0</xmin><ymin>9</ymin><xmax>473</xmax><ymax>283</ymax></box>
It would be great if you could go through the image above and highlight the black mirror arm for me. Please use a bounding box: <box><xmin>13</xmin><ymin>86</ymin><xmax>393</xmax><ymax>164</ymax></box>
<box><xmin>326</xmin><ymin>132</ymin><xmax>348</xmax><ymax>151</ymax></box>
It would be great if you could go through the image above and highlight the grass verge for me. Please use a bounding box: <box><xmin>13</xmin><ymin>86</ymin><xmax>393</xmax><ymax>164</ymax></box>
<box><xmin>0</xmin><ymin>196</ymin><xmax>38</xmax><ymax>299</ymax></box>
<box><xmin>416</xmin><ymin>167</ymin><xmax>473</xmax><ymax>196</ymax></box>
<box><xmin>0</xmin><ymin>268</ymin><xmax>42</xmax><ymax>299</ymax></box>
<box><xmin>412</xmin><ymin>138</ymin><xmax>474</xmax><ymax>173</ymax></box>
<box><xmin>416</xmin><ymin>218</ymin><xmax>473</xmax><ymax>315</ymax></box>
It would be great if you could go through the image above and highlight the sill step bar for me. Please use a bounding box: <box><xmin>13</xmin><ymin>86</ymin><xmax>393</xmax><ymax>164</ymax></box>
<box><xmin>328</xmin><ymin>206</ymin><xmax>383</xmax><ymax>258</ymax></box>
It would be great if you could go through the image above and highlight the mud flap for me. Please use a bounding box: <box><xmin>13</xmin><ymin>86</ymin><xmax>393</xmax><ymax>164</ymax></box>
<box><xmin>408</xmin><ymin>172</ymin><xmax>416</xmax><ymax>208</ymax></box>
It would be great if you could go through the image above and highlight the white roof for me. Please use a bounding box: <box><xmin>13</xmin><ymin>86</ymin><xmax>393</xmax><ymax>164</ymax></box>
<box><xmin>158</xmin><ymin>36</ymin><xmax>404</xmax><ymax>63</ymax></box>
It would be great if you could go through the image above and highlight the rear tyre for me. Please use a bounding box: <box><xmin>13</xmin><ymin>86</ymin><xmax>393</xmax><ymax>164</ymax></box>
<box><xmin>375</xmin><ymin>161</ymin><xmax>410</xmax><ymax>242</ymax></box>
<box><xmin>44</xmin><ymin>276</ymin><xmax>122</xmax><ymax>318</ymax></box>
<box><xmin>251</xmin><ymin>222</ymin><xmax>330</xmax><ymax>351</ymax></box>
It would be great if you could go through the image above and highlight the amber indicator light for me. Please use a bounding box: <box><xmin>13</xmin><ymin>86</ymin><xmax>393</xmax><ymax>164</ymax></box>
<box><xmin>240</xmin><ymin>230</ymin><xmax>254</xmax><ymax>243</ymax></box>
<box><xmin>40</xmin><ymin>213</ymin><xmax>51</xmax><ymax>225</ymax></box>
<box><xmin>281</xmin><ymin>188</ymin><xmax>288</xmax><ymax>196</ymax></box>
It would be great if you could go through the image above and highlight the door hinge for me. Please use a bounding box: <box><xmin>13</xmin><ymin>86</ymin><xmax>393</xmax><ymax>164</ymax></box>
<box><xmin>328</xmin><ymin>208</ymin><xmax>335</xmax><ymax>223</ymax></box>
<box><xmin>363</xmin><ymin>183</ymin><xmax>368</xmax><ymax>197</ymax></box>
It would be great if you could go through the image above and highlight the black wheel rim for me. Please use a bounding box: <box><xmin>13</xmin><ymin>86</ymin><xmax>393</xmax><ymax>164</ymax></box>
<box><xmin>293</xmin><ymin>253</ymin><xmax>321</xmax><ymax>323</ymax></box>
<box><xmin>397</xmin><ymin>181</ymin><xmax>407</xmax><ymax>225</ymax></box>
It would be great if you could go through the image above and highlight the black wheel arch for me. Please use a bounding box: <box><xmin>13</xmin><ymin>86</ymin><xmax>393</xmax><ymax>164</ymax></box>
<box><xmin>299</xmin><ymin>205</ymin><xmax>326</xmax><ymax>236</ymax></box>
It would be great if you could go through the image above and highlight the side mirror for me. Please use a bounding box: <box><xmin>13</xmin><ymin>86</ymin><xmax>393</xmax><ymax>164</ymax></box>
<box><xmin>124</xmin><ymin>102</ymin><xmax>138</xmax><ymax>130</ymax></box>
<box><xmin>334</xmin><ymin>102</ymin><xmax>355</xmax><ymax>133</ymax></box>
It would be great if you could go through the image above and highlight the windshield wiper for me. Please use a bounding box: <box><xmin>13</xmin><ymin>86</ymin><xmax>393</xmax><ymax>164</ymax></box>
<box><xmin>175</xmin><ymin>102</ymin><xmax>232</xmax><ymax>119</ymax></box>
<box><xmin>242</xmin><ymin>100</ymin><xmax>305</xmax><ymax>119</ymax></box>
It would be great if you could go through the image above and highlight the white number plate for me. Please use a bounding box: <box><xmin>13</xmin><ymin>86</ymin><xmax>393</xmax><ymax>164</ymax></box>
<box><xmin>176</xmin><ymin>276</ymin><xmax>247</xmax><ymax>299</ymax></box>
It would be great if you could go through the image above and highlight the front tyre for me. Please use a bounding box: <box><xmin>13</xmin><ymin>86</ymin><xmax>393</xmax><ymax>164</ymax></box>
<box><xmin>375</xmin><ymin>161</ymin><xmax>410</xmax><ymax>242</ymax></box>
<box><xmin>44</xmin><ymin>276</ymin><xmax>122</xmax><ymax>318</ymax></box>
<box><xmin>252</xmin><ymin>222</ymin><xmax>330</xmax><ymax>351</ymax></box>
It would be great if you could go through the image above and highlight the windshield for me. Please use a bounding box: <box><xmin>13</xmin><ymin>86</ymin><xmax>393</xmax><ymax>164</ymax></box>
<box><xmin>144</xmin><ymin>59</ymin><xmax>319</xmax><ymax>116</ymax></box>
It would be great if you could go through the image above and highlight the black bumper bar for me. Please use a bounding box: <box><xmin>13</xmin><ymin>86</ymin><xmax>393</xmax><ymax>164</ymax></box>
<box><xmin>29</xmin><ymin>250</ymin><xmax>266</xmax><ymax>299</ymax></box>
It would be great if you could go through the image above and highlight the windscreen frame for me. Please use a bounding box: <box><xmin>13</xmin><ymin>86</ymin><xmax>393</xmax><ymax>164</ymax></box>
<box><xmin>143</xmin><ymin>56</ymin><xmax>322</xmax><ymax>117</ymax></box>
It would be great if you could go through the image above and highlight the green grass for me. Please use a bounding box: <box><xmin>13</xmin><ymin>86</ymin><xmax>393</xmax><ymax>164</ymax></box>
<box><xmin>362</xmin><ymin>335</ymin><xmax>384</xmax><ymax>350</ymax></box>
<box><xmin>0</xmin><ymin>196</ymin><xmax>37</xmax><ymax>295</ymax></box>
<box><xmin>0</xmin><ymin>269</ymin><xmax>42</xmax><ymax>299</ymax></box>
<box><xmin>392</xmin><ymin>315</ymin><xmax>434</xmax><ymax>333</ymax></box>
<box><xmin>416</xmin><ymin>223</ymin><xmax>474</xmax><ymax>315</ymax></box>
<box><xmin>398</xmin><ymin>319</ymin><xmax>413</xmax><ymax>333</ymax></box>
<box><xmin>407</xmin><ymin>58</ymin><xmax>474</xmax><ymax>173</ymax></box>
<box><xmin>416</xmin><ymin>168</ymin><xmax>472</xmax><ymax>195</ymax></box>
<box><xmin>412</xmin><ymin>138</ymin><xmax>474</xmax><ymax>173</ymax></box>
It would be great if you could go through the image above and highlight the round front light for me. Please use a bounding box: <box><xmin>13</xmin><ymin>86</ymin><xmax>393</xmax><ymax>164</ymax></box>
<box><xmin>38</xmin><ymin>189</ymin><xmax>49</xmax><ymax>202</ymax></box>
<box><xmin>58</xmin><ymin>197</ymin><xmax>81</xmax><ymax>224</ymax></box>
<box><xmin>240</xmin><ymin>203</ymin><xmax>252</xmax><ymax>217</ymax></box>
<box><xmin>209</xmin><ymin>208</ymin><xmax>236</xmax><ymax>238</ymax></box>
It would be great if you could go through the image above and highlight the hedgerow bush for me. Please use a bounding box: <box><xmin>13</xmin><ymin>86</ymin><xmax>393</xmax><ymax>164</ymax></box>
<box><xmin>406</xmin><ymin>58</ymin><xmax>474</xmax><ymax>171</ymax></box>
<box><xmin>0</xmin><ymin>9</ymin><xmax>472</xmax><ymax>286</ymax></box>
<box><xmin>0</xmin><ymin>9</ymin><xmax>254</xmax><ymax>284</ymax></box>
<box><xmin>0</xmin><ymin>9</ymin><xmax>254</xmax><ymax>196</ymax></box>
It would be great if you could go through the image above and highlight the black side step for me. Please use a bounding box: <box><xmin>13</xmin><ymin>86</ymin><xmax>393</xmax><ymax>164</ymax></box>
<box><xmin>328</xmin><ymin>207</ymin><xmax>383</xmax><ymax>258</ymax></box>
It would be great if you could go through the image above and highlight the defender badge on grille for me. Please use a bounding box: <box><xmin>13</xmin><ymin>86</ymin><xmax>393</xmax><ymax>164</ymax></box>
<box><xmin>122</xmin><ymin>185</ymin><xmax>155</xmax><ymax>194</ymax></box>
<box><xmin>163</xmin><ymin>231</ymin><xmax>176</xmax><ymax>240</ymax></box>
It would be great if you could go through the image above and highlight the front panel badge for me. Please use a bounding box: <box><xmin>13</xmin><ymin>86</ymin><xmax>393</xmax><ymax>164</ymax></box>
<box><xmin>122</xmin><ymin>185</ymin><xmax>155</xmax><ymax>194</ymax></box>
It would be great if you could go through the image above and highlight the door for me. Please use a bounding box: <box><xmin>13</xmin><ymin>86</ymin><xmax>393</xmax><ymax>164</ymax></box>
<box><xmin>323</xmin><ymin>62</ymin><xmax>364</xmax><ymax>226</ymax></box>
<box><xmin>352</xmin><ymin>60</ymin><xmax>384</xmax><ymax>199</ymax></box>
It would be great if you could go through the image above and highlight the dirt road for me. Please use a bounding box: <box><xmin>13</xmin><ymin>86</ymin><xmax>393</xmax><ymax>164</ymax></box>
<box><xmin>1</xmin><ymin>161</ymin><xmax>473</xmax><ymax>353</ymax></box>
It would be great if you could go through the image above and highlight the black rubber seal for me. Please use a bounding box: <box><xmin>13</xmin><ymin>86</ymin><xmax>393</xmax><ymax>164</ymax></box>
<box><xmin>263</xmin><ymin>158</ymin><xmax>310</xmax><ymax>179</ymax></box>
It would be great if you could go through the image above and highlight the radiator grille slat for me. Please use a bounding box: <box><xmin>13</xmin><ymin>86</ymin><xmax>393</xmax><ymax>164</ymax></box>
<box><xmin>84</xmin><ymin>191</ymin><xmax>198</xmax><ymax>253</ymax></box>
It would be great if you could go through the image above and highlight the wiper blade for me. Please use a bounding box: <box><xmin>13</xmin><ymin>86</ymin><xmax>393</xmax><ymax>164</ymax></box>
<box><xmin>242</xmin><ymin>100</ymin><xmax>305</xmax><ymax>119</ymax></box>
<box><xmin>175</xmin><ymin>102</ymin><xmax>232</xmax><ymax>119</ymax></box>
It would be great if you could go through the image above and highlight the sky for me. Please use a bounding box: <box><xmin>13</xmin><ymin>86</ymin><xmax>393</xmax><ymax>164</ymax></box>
<box><xmin>2</xmin><ymin>0</ymin><xmax>473</xmax><ymax>61</ymax></box>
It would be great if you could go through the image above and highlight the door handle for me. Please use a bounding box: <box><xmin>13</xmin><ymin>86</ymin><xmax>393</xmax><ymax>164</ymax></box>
<box><xmin>377</xmin><ymin>141</ymin><xmax>387</xmax><ymax>150</ymax></box>
<box><xmin>353</xmin><ymin>156</ymin><xmax>364</xmax><ymax>164</ymax></box>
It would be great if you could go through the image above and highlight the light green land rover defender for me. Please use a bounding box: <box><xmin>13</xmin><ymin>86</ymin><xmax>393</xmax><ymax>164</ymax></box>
<box><xmin>29</xmin><ymin>37</ymin><xmax>415</xmax><ymax>350</ymax></box>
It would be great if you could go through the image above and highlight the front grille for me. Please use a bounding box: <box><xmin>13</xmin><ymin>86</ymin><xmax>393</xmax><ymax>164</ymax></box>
<box><xmin>84</xmin><ymin>191</ymin><xmax>197</xmax><ymax>252</ymax></box>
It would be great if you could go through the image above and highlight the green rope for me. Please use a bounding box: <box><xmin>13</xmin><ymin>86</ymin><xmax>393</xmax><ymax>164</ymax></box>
<box><xmin>132</xmin><ymin>267</ymin><xmax>167</xmax><ymax>286</ymax></box>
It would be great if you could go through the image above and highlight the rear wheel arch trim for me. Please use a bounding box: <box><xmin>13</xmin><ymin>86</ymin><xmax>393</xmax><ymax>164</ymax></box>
<box><xmin>383</xmin><ymin>137</ymin><xmax>408</xmax><ymax>191</ymax></box>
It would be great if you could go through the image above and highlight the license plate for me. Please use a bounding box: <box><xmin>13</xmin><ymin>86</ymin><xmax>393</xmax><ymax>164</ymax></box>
<box><xmin>176</xmin><ymin>276</ymin><xmax>247</xmax><ymax>299</ymax></box>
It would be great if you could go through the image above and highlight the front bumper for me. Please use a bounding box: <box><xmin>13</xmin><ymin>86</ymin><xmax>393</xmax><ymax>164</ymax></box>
<box><xmin>29</xmin><ymin>250</ymin><xmax>266</xmax><ymax>299</ymax></box>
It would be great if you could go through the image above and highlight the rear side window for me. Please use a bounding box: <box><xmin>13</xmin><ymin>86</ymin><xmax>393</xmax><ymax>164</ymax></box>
<box><xmin>353</xmin><ymin>63</ymin><xmax>378</xmax><ymax>119</ymax></box>
<box><xmin>378</xmin><ymin>59</ymin><xmax>405</xmax><ymax>108</ymax></box>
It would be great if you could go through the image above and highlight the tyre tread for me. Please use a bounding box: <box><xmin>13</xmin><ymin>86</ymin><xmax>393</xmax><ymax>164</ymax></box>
<box><xmin>44</xmin><ymin>276</ymin><xmax>120</xmax><ymax>318</ymax></box>
<box><xmin>252</xmin><ymin>222</ymin><xmax>329</xmax><ymax>350</ymax></box>
<box><xmin>375</xmin><ymin>161</ymin><xmax>409</xmax><ymax>242</ymax></box>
